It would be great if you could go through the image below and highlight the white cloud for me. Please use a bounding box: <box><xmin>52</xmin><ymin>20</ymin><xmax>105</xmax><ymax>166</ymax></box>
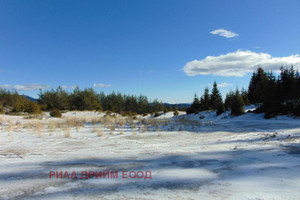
<box><xmin>0</xmin><ymin>83</ymin><xmax>50</xmax><ymax>91</ymax></box>
<box><xmin>61</xmin><ymin>85</ymin><xmax>77</xmax><ymax>90</ymax></box>
<box><xmin>0</xmin><ymin>84</ymin><xmax>11</xmax><ymax>89</ymax></box>
<box><xmin>218</xmin><ymin>82</ymin><xmax>231</xmax><ymax>87</ymax></box>
<box><xmin>69</xmin><ymin>86</ymin><xmax>77</xmax><ymax>89</ymax></box>
<box><xmin>93</xmin><ymin>83</ymin><xmax>111</xmax><ymax>88</ymax></box>
<box><xmin>206</xmin><ymin>82</ymin><xmax>231</xmax><ymax>88</ymax></box>
<box><xmin>183</xmin><ymin>50</ymin><xmax>300</xmax><ymax>77</ymax></box>
<box><xmin>210</xmin><ymin>29</ymin><xmax>238</xmax><ymax>38</ymax></box>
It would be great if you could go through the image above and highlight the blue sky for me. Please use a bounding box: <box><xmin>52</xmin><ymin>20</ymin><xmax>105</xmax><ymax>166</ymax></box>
<box><xmin>0</xmin><ymin>0</ymin><xmax>300</xmax><ymax>103</ymax></box>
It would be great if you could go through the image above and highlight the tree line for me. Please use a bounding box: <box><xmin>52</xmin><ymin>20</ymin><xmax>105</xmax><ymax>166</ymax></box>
<box><xmin>0</xmin><ymin>86</ymin><xmax>170</xmax><ymax>115</ymax></box>
<box><xmin>38</xmin><ymin>87</ymin><xmax>169</xmax><ymax>115</ymax></box>
<box><xmin>187</xmin><ymin>65</ymin><xmax>300</xmax><ymax>118</ymax></box>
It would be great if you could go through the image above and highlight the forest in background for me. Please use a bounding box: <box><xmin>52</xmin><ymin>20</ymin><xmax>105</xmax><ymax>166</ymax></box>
<box><xmin>0</xmin><ymin>88</ymin><xmax>175</xmax><ymax>116</ymax></box>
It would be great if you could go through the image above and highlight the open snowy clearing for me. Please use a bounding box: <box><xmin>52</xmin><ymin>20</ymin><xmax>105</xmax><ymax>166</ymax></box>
<box><xmin>1</xmin><ymin>109</ymin><xmax>300</xmax><ymax>200</ymax></box>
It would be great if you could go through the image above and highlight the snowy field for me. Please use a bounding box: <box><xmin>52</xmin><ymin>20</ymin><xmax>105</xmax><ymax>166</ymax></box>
<box><xmin>1</xmin><ymin>108</ymin><xmax>300</xmax><ymax>200</ymax></box>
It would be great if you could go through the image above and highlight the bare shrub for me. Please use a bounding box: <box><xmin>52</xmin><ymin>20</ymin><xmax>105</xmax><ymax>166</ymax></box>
<box><xmin>117</xmin><ymin>118</ymin><xmax>126</xmax><ymax>127</ymax></box>
<box><xmin>103</xmin><ymin>116</ymin><xmax>116</xmax><ymax>133</ymax></box>
<box><xmin>50</xmin><ymin>109</ymin><xmax>62</xmax><ymax>118</ymax></box>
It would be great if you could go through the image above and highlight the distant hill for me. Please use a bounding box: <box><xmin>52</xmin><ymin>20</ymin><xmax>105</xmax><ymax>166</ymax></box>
<box><xmin>163</xmin><ymin>103</ymin><xmax>191</xmax><ymax>110</ymax></box>
<box><xmin>23</xmin><ymin>95</ymin><xmax>38</xmax><ymax>102</ymax></box>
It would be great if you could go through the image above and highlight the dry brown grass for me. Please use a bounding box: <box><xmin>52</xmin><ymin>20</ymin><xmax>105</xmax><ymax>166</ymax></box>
<box><xmin>139</xmin><ymin>124</ymin><xmax>148</xmax><ymax>133</ymax></box>
<box><xmin>155</xmin><ymin>124</ymin><xmax>160</xmax><ymax>132</ymax></box>
<box><xmin>23</xmin><ymin>114</ymin><xmax>43</xmax><ymax>120</ymax></box>
<box><xmin>2</xmin><ymin>112</ymin><xmax>198</xmax><ymax>139</ymax></box>
<box><xmin>116</xmin><ymin>118</ymin><xmax>126</xmax><ymax>127</ymax></box>
<box><xmin>0</xmin><ymin>116</ymin><xmax>4</xmax><ymax>128</ymax></box>
<box><xmin>92</xmin><ymin>127</ymin><xmax>103</xmax><ymax>137</ymax></box>
<box><xmin>64</xmin><ymin>117</ymin><xmax>86</xmax><ymax>128</ymax></box>
<box><xmin>32</xmin><ymin>120</ymin><xmax>44</xmax><ymax>138</ymax></box>
<box><xmin>109</xmin><ymin>124</ymin><xmax>116</xmax><ymax>133</ymax></box>
<box><xmin>63</xmin><ymin>126</ymin><xmax>71</xmax><ymax>138</ymax></box>
<box><xmin>127</xmin><ymin>118</ymin><xmax>136</xmax><ymax>129</ymax></box>
<box><xmin>48</xmin><ymin>120</ymin><xmax>57</xmax><ymax>132</ymax></box>
<box><xmin>6</xmin><ymin>120</ymin><xmax>14</xmax><ymax>132</ymax></box>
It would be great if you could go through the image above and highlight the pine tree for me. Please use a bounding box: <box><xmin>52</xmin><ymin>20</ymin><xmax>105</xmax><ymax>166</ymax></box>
<box><xmin>210</xmin><ymin>82</ymin><xmax>223</xmax><ymax>114</ymax></box>
<box><xmin>263</xmin><ymin>72</ymin><xmax>281</xmax><ymax>118</ymax></box>
<box><xmin>137</xmin><ymin>95</ymin><xmax>149</xmax><ymax>114</ymax></box>
<box><xmin>241</xmin><ymin>87</ymin><xmax>250</xmax><ymax>105</ymax></box>
<box><xmin>248</xmin><ymin>67</ymin><xmax>268</xmax><ymax>104</ymax></box>
<box><xmin>38</xmin><ymin>86</ymin><xmax>69</xmax><ymax>110</ymax></box>
<box><xmin>189</xmin><ymin>93</ymin><xmax>201</xmax><ymax>113</ymax></box>
<box><xmin>202</xmin><ymin>87</ymin><xmax>210</xmax><ymax>110</ymax></box>
<box><xmin>224</xmin><ymin>90</ymin><xmax>236</xmax><ymax>111</ymax></box>
<box><xmin>230</xmin><ymin>89</ymin><xmax>245</xmax><ymax>116</ymax></box>
<box><xmin>99</xmin><ymin>91</ymin><xmax>106</xmax><ymax>110</ymax></box>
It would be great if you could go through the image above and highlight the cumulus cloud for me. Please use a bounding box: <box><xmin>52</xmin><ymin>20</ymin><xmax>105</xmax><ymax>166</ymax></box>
<box><xmin>0</xmin><ymin>83</ymin><xmax>50</xmax><ymax>91</ymax></box>
<box><xmin>183</xmin><ymin>50</ymin><xmax>300</xmax><ymax>77</ymax></box>
<box><xmin>93</xmin><ymin>83</ymin><xmax>111</xmax><ymax>88</ymax></box>
<box><xmin>210</xmin><ymin>29</ymin><xmax>238</xmax><ymax>38</ymax></box>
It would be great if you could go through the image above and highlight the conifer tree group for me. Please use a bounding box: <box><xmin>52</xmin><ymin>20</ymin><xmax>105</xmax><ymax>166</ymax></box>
<box><xmin>38</xmin><ymin>88</ymin><xmax>165</xmax><ymax>115</ymax></box>
<box><xmin>248</xmin><ymin>66</ymin><xmax>300</xmax><ymax>118</ymax></box>
<box><xmin>187</xmin><ymin>81</ymin><xmax>226</xmax><ymax>115</ymax></box>
<box><xmin>187</xmin><ymin>65</ymin><xmax>300</xmax><ymax>118</ymax></box>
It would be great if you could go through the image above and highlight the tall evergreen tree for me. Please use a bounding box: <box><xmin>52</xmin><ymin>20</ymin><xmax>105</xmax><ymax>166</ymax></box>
<box><xmin>202</xmin><ymin>87</ymin><xmax>210</xmax><ymax>110</ymax></box>
<box><xmin>248</xmin><ymin>67</ymin><xmax>268</xmax><ymax>104</ymax></box>
<box><xmin>224</xmin><ymin>90</ymin><xmax>234</xmax><ymax>111</ymax></box>
<box><xmin>210</xmin><ymin>81</ymin><xmax>223</xmax><ymax>110</ymax></box>
<box><xmin>191</xmin><ymin>94</ymin><xmax>201</xmax><ymax>113</ymax></box>
<box><xmin>262</xmin><ymin>72</ymin><xmax>281</xmax><ymax>118</ymax></box>
<box><xmin>241</xmin><ymin>87</ymin><xmax>250</xmax><ymax>105</ymax></box>
<box><xmin>230</xmin><ymin>89</ymin><xmax>245</xmax><ymax>116</ymax></box>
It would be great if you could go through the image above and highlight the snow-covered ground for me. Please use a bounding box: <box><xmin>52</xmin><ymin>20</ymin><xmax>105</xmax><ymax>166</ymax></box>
<box><xmin>1</xmin><ymin>108</ymin><xmax>300</xmax><ymax>199</ymax></box>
